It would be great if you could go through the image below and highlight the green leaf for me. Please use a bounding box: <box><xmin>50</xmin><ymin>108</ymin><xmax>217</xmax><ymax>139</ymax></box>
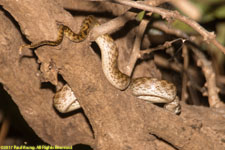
<box><xmin>214</xmin><ymin>5</ymin><xmax>225</xmax><ymax>19</ymax></box>
<box><xmin>171</xmin><ymin>20</ymin><xmax>196</xmax><ymax>34</ymax></box>
<box><xmin>136</xmin><ymin>11</ymin><xmax>145</xmax><ymax>21</ymax></box>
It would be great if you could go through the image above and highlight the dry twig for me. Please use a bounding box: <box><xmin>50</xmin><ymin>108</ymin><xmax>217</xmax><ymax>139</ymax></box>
<box><xmin>191</xmin><ymin>46</ymin><xmax>224</xmax><ymax>108</ymax></box>
<box><xmin>124</xmin><ymin>19</ymin><xmax>149</xmax><ymax>76</ymax></box>
<box><xmin>140</xmin><ymin>38</ymin><xmax>183</xmax><ymax>57</ymax></box>
<box><xmin>152</xmin><ymin>21</ymin><xmax>189</xmax><ymax>39</ymax></box>
<box><xmin>91</xmin><ymin>12</ymin><xmax>136</xmax><ymax>39</ymax></box>
<box><xmin>181</xmin><ymin>44</ymin><xmax>189</xmax><ymax>102</ymax></box>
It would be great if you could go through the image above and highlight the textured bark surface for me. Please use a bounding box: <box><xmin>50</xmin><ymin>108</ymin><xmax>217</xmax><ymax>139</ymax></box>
<box><xmin>0</xmin><ymin>1</ymin><xmax>224</xmax><ymax>150</ymax></box>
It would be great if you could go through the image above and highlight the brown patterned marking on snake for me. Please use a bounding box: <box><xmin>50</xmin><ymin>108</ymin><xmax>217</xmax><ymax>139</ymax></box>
<box><xmin>19</xmin><ymin>15</ymin><xmax>97</xmax><ymax>52</ymax></box>
<box><xmin>96</xmin><ymin>34</ymin><xmax>131</xmax><ymax>90</ymax></box>
<box><xmin>130</xmin><ymin>77</ymin><xmax>177</xmax><ymax>104</ymax></box>
<box><xmin>53</xmin><ymin>84</ymin><xmax>80</xmax><ymax>113</ymax></box>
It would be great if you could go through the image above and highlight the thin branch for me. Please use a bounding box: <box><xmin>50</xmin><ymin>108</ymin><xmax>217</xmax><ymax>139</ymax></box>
<box><xmin>191</xmin><ymin>45</ymin><xmax>224</xmax><ymax>108</ymax></box>
<box><xmin>91</xmin><ymin>12</ymin><xmax>136</xmax><ymax>40</ymax></box>
<box><xmin>140</xmin><ymin>38</ymin><xmax>183</xmax><ymax>57</ymax></box>
<box><xmin>154</xmin><ymin>54</ymin><xmax>182</xmax><ymax>72</ymax></box>
<box><xmin>124</xmin><ymin>19</ymin><xmax>149</xmax><ymax>76</ymax></box>
<box><xmin>91</xmin><ymin>0</ymin><xmax>225</xmax><ymax>54</ymax></box>
<box><xmin>152</xmin><ymin>21</ymin><xmax>189</xmax><ymax>39</ymax></box>
<box><xmin>112</xmin><ymin>0</ymin><xmax>214</xmax><ymax>39</ymax></box>
<box><xmin>181</xmin><ymin>44</ymin><xmax>189</xmax><ymax>102</ymax></box>
<box><xmin>145</xmin><ymin>0</ymin><xmax>172</xmax><ymax>6</ymax></box>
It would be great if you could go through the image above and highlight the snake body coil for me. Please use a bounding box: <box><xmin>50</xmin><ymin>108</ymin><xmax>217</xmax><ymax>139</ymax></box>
<box><xmin>20</xmin><ymin>16</ymin><xmax>181</xmax><ymax>114</ymax></box>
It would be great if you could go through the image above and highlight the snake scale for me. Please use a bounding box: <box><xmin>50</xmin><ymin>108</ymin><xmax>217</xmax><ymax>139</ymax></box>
<box><xmin>20</xmin><ymin>16</ymin><xmax>181</xmax><ymax>114</ymax></box>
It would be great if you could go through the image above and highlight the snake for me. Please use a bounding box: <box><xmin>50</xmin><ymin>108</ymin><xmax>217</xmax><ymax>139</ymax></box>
<box><xmin>20</xmin><ymin>16</ymin><xmax>181</xmax><ymax>114</ymax></box>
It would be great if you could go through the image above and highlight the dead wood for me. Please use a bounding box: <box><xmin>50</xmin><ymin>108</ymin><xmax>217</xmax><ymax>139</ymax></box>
<box><xmin>0</xmin><ymin>1</ymin><xmax>224</xmax><ymax>150</ymax></box>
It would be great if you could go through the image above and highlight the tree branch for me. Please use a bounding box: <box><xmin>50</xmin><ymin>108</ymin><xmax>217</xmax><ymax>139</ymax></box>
<box><xmin>191</xmin><ymin>45</ymin><xmax>224</xmax><ymax>108</ymax></box>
